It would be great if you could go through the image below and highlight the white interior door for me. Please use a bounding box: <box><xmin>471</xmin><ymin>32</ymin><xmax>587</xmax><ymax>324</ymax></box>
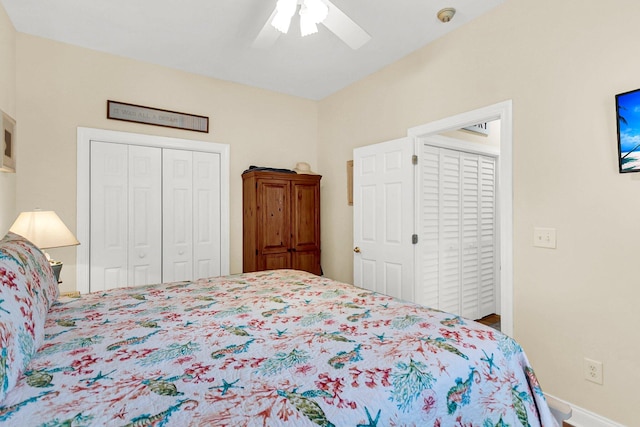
<box><xmin>90</xmin><ymin>141</ymin><xmax>128</xmax><ymax>290</ymax></box>
<box><xmin>353</xmin><ymin>137</ymin><xmax>414</xmax><ymax>301</ymax></box>
<box><xmin>90</xmin><ymin>142</ymin><xmax>162</xmax><ymax>290</ymax></box>
<box><xmin>163</xmin><ymin>149</ymin><xmax>194</xmax><ymax>282</ymax></box>
<box><xmin>128</xmin><ymin>145</ymin><xmax>162</xmax><ymax>286</ymax></box>
<box><xmin>192</xmin><ymin>151</ymin><xmax>222</xmax><ymax>279</ymax></box>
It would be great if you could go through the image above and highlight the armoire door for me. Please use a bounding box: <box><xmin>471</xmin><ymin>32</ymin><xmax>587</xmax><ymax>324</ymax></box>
<box><xmin>291</xmin><ymin>179</ymin><xmax>321</xmax><ymax>275</ymax></box>
<box><xmin>256</xmin><ymin>178</ymin><xmax>291</xmax><ymax>270</ymax></box>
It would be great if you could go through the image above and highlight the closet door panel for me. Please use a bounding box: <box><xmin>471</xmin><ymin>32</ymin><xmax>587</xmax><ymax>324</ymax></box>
<box><xmin>438</xmin><ymin>149</ymin><xmax>461</xmax><ymax>314</ymax></box>
<box><xmin>90</xmin><ymin>141</ymin><xmax>128</xmax><ymax>290</ymax></box>
<box><xmin>460</xmin><ymin>154</ymin><xmax>480</xmax><ymax>320</ymax></box>
<box><xmin>129</xmin><ymin>145</ymin><xmax>162</xmax><ymax>286</ymax></box>
<box><xmin>418</xmin><ymin>144</ymin><xmax>497</xmax><ymax>319</ymax></box>
<box><xmin>163</xmin><ymin>149</ymin><xmax>194</xmax><ymax>282</ymax></box>
<box><xmin>478</xmin><ymin>156</ymin><xmax>497</xmax><ymax>318</ymax></box>
<box><xmin>418</xmin><ymin>145</ymin><xmax>440</xmax><ymax>307</ymax></box>
<box><xmin>193</xmin><ymin>151</ymin><xmax>222</xmax><ymax>279</ymax></box>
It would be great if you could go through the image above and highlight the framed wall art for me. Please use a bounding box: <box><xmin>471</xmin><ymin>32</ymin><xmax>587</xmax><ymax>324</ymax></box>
<box><xmin>1</xmin><ymin>111</ymin><xmax>16</xmax><ymax>173</ymax></box>
<box><xmin>107</xmin><ymin>100</ymin><xmax>209</xmax><ymax>133</ymax></box>
<box><xmin>616</xmin><ymin>88</ymin><xmax>640</xmax><ymax>173</ymax></box>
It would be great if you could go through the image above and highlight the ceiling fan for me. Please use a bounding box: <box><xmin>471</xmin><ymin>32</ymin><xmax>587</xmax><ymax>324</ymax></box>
<box><xmin>252</xmin><ymin>0</ymin><xmax>371</xmax><ymax>50</ymax></box>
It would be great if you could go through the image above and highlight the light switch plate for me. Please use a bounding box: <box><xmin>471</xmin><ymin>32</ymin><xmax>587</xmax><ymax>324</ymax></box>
<box><xmin>533</xmin><ymin>227</ymin><xmax>556</xmax><ymax>248</ymax></box>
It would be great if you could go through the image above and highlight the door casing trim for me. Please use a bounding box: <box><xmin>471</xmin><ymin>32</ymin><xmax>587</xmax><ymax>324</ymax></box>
<box><xmin>408</xmin><ymin>100</ymin><xmax>513</xmax><ymax>336</ymax></box>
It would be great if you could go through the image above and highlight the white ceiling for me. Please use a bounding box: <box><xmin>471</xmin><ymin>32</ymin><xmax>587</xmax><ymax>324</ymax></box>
<box><xmin>1</xmin><ymin>0</ymin><xmax>503</xmax><ymax>100</ymax></box>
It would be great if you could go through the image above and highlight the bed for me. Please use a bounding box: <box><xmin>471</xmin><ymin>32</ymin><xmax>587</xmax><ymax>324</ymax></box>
<box><xmin>0</xmin><ymin>232</ymin><xmax>558</xmax><ymax>426</ymax></box>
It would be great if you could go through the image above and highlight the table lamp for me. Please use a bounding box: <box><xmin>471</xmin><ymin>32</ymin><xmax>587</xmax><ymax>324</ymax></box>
<box><xmin>9</xmin><ymin>210</ymin><xmax>80</xmax><ymax>283</ymax></box>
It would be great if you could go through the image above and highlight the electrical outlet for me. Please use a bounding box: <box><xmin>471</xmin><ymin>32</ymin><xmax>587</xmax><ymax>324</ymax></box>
<box><xmin>584</xmin><ymin>358</ymin><xmax>603</xmax><ymax>384</ymax></box>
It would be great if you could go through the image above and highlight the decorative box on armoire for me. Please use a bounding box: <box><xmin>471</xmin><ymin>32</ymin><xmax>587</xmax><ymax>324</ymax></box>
<box><xmin>242</xmin><ymin>170</ymin><xmax>321</xmax><ymax>276</ymax></box>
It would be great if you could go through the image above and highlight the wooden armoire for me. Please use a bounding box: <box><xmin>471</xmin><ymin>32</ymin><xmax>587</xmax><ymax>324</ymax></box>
<box><xmin>242</xmin><ymin>170</ymin><xmax>321</xmax><ymax>275</ymax></box>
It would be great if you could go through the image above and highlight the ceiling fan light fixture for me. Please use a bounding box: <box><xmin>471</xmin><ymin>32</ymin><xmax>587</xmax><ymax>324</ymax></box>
<box><xmin>300</xmin><ymin>13</ymin><xmax>319</xmax><ymax>36</ymax></box>
<box><xmin>300</xmin><ymin>0</ymin><xmax>327</xmax><ymax>36</ymax></box>
<box><xmin>303</xmin><ymin>0</ymin><xmax>328</xmax><ymax>24</ymax></box>
<box><xmin>272</xmin><ymin>0</ymin><xmax>297</xmax><ymax>33</ymax></box>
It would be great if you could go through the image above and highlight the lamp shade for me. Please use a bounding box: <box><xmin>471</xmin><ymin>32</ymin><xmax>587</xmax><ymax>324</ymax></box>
<box><xmin>9</xmin><ymin>210</ymin><xmax>79</xmax><ymax>249</ymax></box>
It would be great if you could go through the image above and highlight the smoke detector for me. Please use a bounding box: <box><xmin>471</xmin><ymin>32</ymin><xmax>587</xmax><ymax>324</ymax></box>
<box><xmin>437</xmin><ymin>8</ymin><xmax>456</xmax><ymax>23</ymax></box>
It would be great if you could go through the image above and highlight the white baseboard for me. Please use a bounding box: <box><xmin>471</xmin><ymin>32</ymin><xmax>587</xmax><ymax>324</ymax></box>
<box><xmin>545</xmin><ymin>393</ymin><xmax>625</xmax><ymax>427</ymax></box>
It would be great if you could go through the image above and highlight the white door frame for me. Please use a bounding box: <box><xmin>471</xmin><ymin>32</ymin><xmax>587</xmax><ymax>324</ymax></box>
<box><xmin>76</xmin><ymin>127</ymin><xmax>230</xmax><ymax>294</ymax></box>
<box><xmin>408</xmin><ymin>100</ymin><xmax>513</xmax><ymax>336</ymax></box>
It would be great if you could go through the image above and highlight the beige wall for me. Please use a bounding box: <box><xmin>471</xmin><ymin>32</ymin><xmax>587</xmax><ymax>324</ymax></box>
<box><xmin>0</xmin><ymin>4</ymin><xmax>16</xmax><ymax>232</ymax></box>
<box><xmin>14</xmin><ymin>33</ymin><xmax>318</xmax><ymax>290</ymax></box>
<box><xmin>318</xmin><ymin>0</ymin><xmax>639</xmax><ymax>423</ymax></box>
<box><xmin>5</xmin><ymin>0</ymin><xmax>640</xmax><ymax>422</ymax></box>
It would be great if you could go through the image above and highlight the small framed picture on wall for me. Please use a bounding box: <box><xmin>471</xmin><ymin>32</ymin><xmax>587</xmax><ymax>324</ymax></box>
<box><xmin>1</xmin><ymin>111</ymin><xmax>16</xmax><ymax>173</ymax></box>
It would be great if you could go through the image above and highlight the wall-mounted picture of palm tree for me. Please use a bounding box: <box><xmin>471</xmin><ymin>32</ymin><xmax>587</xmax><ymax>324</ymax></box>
<box><xmin>616</xmin><ymin>88</ymin><xmax>640</xmax><ymax>173</ymax></box>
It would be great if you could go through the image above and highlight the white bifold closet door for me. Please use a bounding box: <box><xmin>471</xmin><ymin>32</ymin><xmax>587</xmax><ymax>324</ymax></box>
<box><xmin>163</xmin><ymin>149</ymin><xmax>221</xmax><ymax>282</ymax></box>
<box><xmin>419</xmin><ymin>144</ymin><xmax>497</xmax><ymax>320</ymax></box>
<box><xmin>90</xmin><ymin>142</ymin><xmax>162</xmax><ymax>290</ymax></box>
<box><xmin>90</xmin><ymin>141</ymin><xmax>221</xmax><ymax>291</ymax></box>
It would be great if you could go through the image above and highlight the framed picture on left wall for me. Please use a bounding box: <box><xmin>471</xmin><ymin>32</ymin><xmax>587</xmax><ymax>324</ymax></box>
<box><xmin>1</xmin><ymin>111</ymin><xmax>16</xmax><ymax>173</ymax></box>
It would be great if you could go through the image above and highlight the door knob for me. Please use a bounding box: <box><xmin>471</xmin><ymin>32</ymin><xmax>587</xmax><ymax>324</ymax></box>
<box><xmin>353</xmin><ymin>247</ymin><xmax>361</xmax><ymax>253</ymax></box>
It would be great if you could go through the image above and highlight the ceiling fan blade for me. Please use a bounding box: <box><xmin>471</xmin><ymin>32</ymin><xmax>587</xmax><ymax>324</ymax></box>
<box><xmin>252</xmin><ymin>8</ymin><xmax>282</xmax><ymax>49</ymax></box>
<box><xmin>322</xmin><ymin>0</ymin><xmax>371</xmax><ymax>50</ymax></box>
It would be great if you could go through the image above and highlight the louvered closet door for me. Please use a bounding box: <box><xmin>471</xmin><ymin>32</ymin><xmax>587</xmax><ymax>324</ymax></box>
<box><xmin>478</xmin><ymin>155</ymin><xmax>497</xmax><ymax>318</ymax></box>
<box><xmin>460</xmin><ymin>153</ymin><xmax>480</xmax><ymax>319</ymax></box>
<box><xmin>438</xmin><ymin>148</ymin><xmax>462</xmax><ymax>314</ymax></box>
<box><xmin>417</xmin><ymin>145</ymin><xmax>440</xmax><ymax>307</ymax></box>
<box><xmin>418</xmin><ymin>144</ymin><xmax>497</xmax><ymax>319</ymax></box>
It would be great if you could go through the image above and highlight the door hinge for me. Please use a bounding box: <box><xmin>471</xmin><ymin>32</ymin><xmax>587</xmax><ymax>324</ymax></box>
<box><xmin>412</xmin><ymin>234</ymin><xmax>418</xmax><ymax>244</ymax></box>
<box><xmin>412</xmin><ymin>155</ymin><xmax>418</xmax><ymax>165</ymax></box>
<box><xmin>256</xmin><ymin>249</ymin><xmax>259</xmax><ymax>255</ymax></box>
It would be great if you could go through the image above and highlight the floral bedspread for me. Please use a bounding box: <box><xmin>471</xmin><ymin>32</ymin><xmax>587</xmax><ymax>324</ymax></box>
<box><xmin>0</xmin><ymin>270</ymin><xmax>557</xmax><ymax>426</ymax></box>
